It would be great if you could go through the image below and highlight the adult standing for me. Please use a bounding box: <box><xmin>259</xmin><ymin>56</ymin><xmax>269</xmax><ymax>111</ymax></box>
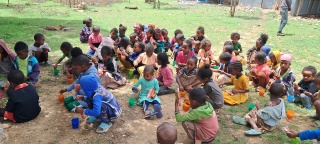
<box><xmin>277</xmin><ymin>0</ymin><xmax>292</xmax><ymax>36</ymax></box>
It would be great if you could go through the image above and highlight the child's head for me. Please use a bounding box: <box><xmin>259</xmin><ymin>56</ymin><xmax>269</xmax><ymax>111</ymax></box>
<box><xmin>230</xmin><ymin>32</ymin><xmax>240</xmax><ymax>44</ymax></box>
<box><xmin>189</xmin><ymin>88</ymin><xmax>207</xmax><ymax>109</ymax></box>
<box><xmin>92</xmin><ymin>26</ymin><xmax>100</xmax><ymax>35</ymax></box>
<box><xmin>60</xmin><ymin>42</ymin><xmax>73</xmax><ymax>55</ymax></box>
<box><xmin>224</xmin><ymin>41</ymin><xmax>233</xmax><ymax>46</ymax></box>
<box><xmin>145</xmin><ymin>43</ymin><xmax>154</xmax><ymax>57</ymax></box>
<box><xmin>153</xmin><ymin>28</ymin><xmax>162</xmax><ymax>40</ymax></box>
<box><xmin>110</xmin><ymin>28</ymin><xmax>119</xmax><ymax>40</ymax></box>
<box><xmin>161</xmin><ymin>29</ymin><xmax>168</xmax><ymax>39</ymax></box>
<box><xmin>256</xmin><ymin>33</ymin><xmax>268</xmax><ymax>48</ymax></box>
<box><xmin>101</xmin><ymin>46</ymin><xmax>113</xmax><ymax>62</ymax></box>
<box><xmin>219</xmin><ymin>52</ymin><xmax>232</xmax><ymax>64</ymax></box>
<box><xmin>269</xmin><ymin>50</ymin><xmax>281</xmax><ymax>65</ymax></box>
<box><xmin>269</xmin><ymin>82</ymin><xmax>284</xmax><ymax>98</ymax></box>
<box><xmin>230</xmin><ymin>61</ymin><xmax>243</xmax><ymax>76</ymax></box>
<box><xmin>148</xmin><ymin>23</ymin><xmax>155</xmax><ymax>29</ymax></box>
<box><xmin>134</xmin><ymin>42</ymin><xmax>145</xmax><ymax>53</ymax></box>
<box><xmin>182</xmin><ymin>39</ymin><xmax>192</xmax><ymax>53</ymax></box>
<box><xmin>34</xmin><ymin>33</ymin><xmax>45</xmax><ymax>46</ymax></box>
<box><xmin>7</xmin><ymin>69</ymin><xmax>25</xmax><ymax>87</ymax></box>
<box><xmin>196</xmin><ymin>26</ymin><xmax>205</xmax><ymax>37</ymax></box>
<box><xmin>14</xmin><ymin>41</ymin><xmax>29</xmax><ymax>60</ymax></box>
<box><xmin>302</xmin><ymin>66</ymin><xmax>317</xmax><ymax>82</ymax></box>
<box><xmin>175</xmin><ymin>34</ymin><xmax>184</xmax><ymax>45</ymax></box>
<box><xmin>129</xmin><ymin>33</ymin><xmax>138</xmax><ymax>44</ymax></box>
<box><xmin>133</xmin><ymin>23</ymin><xmax>142</xmax><ymax>34</ymax></box>
<box><xmin>83</xmin><ymin>18</ymin><xmax>92</xmax><ymax>27</ymax></box>
<box><xmin>254</xmin><ymin>51</ymin><xmax>266</xmax><ymax>65</ymax></box>
<box><xmin>197</xmin><ymin>64</ymin><xmax>212</xmax><ymax>83</ymax></box>
<box><xmin>314</xmin><ymin>72</ymin><xmax>320</xmax><ymax>90</ymax></box>
<box><xmin>71</xmin><ymin>47</ymin><xmax>83</xmax><ymax>58</ymax></box>
<box><xmin>186</xmin><ymin>56</ymin><xmax>198</xmax><ymax>71</ymax></box>
<box><xmin>200</xmin><ymin>39</ymin><xmax>211</xmax><ymax>51</ymax></box>
<box><xmin>143</xmin><ymin>65</ymin><xmax>154</xmax><ymax>81</ymax></box>
<box><xmin>280</xmin><ymin>53</ymin><xmax>292</xmax><ymax>71</ymax></box>
<box><xmin>157</xmin><ymin>122</ymin><xmax>177</xmax><ymax>144</ymax></box>
<box><xmin>224</xmin><ymin>45</ymin><xmax>233</xmax><ymax>54</ymax></box>
<box><xmin>119</xmin><ymin>24</ymin><xmax>127</xmax><ymax>37</ymax></box>
<box><xmin>72</xmin><ymin>55</ymin><xmax>91</xmax><ymax>73</ymax></box>
<box><xmin>119</xmin><ymin>37</ymin><xmax>130</xmax><ymax>48</ymax></box>
<box><xmin>174</xmin><ymin>29</ymin><xmax>183</xmax><ymax>37</ymax></box>
<box><xmin>146</xmin><ymin>27</ymin><xmax>154</xmax><ymax>38</ymax></box>
<box><xmin>157</xmin><ymin>53</ymin><xmax>169</xmax><ymax>67</ymax></box>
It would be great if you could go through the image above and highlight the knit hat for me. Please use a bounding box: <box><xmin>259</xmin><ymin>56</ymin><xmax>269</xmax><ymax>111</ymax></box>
<box><xmin>80</xmin><ymin>75</ymin><xmax>98</xmax><ymax>97</ymax></box>
<box><xmin>280</xmin><ymin>53</ymin><xmax>293</xmax><ymax>63</ymax></box>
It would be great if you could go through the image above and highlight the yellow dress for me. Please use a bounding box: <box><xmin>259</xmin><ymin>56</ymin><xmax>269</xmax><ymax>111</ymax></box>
<box><xmin>223</xmin><ymin>75</ymin><xmax>250</xmax><ymax>105</ymax></box>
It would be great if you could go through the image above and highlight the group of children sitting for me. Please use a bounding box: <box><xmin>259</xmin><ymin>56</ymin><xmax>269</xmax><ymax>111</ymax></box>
<box><xmin>1</xmin><ymin>18</ymin><xmax>320</xmax><ymax>143</ymax></box>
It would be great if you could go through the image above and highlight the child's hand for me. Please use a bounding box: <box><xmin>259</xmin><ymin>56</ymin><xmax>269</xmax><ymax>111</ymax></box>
<box><xmin>186</xmin><ymin>86</ymin><xmax>192</xmax><ymax>92</ymax></box>
<box><xmin>286</xmin><ymin>131</ymin><xmax>298</xmax><ymax>138</ymax></box>
<box><xmin>53</xmin><ymin>63</ymin><xmax>58</xmax><ymax>69</ymax></box>
<box><xmin>225</xmin><ymin>90</ymin><xmax>234</xmax><ymax>95</ymax></box>
<box><xmin>59</xmin><ymin>89</ymin><xmax>67</xmax><ymax>94</ymax></box>
<box><xmin>75</xmin><ymin>95</ymin><xmax>84</xmax><ymax>100</ymax></box>
<box><xmin>304</xmin><ymin>91</ymin><xmax>313</xmax><ymax>97</ymax></box>
<box><xmin>75</xmin><ymin>107</ymin><xmax>84</xmax><ymax>114</ymax></box>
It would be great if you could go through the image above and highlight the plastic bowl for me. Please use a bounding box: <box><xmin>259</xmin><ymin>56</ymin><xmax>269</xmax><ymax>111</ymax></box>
<box><xmin>286</xmin><ymin>110</ymin><xmax>294</xmax><ymax>120</ymax></box>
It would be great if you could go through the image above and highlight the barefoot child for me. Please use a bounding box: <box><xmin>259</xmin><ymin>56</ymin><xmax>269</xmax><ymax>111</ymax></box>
<box><xmin>176</xmin><ymin>39</ymin><xmax>195</xmax><ymax>73</ymax></box>
<box><xmin>177</xmin><ymin>57</ymin><xmax>201</xmax><ymax>92</ymax></box>
<box><xmin>88</xmin><ymin>26</ymin><xmax>103</xmax><ymax>56</ymax></box>
<box><xmin>233</xmin><ymin>82</ymin><xmax>286</xmax><ymax>136</ymax></box>
<box><xmin>156</xmin><ymin>53</ymin><xmax>174</xmax><ymax>95</ymax></box>
<box><xmin>75</xmin><ymin>75</ymin><xmax>121</xmax><ymax>134</ymax></box>
<box><xmin>197</xmin><ymin>39</ymin><xmax>214</xmax><ymax>68</ymax></box>
<box><xmin>157</xmin><ymin>122</ymin><xmax>178</xmax><ymax>144</ymax></box>
<box><xmin>132</xmin><ymin>65</ymin><xmax>162</xmax><ymax>119</ymax></box>
<box><xmin>28</xmin><ymin>33</ymin><xmax>51</xmax><ymax>65</ymax></box>
<box><xmin>175</xmin><ymin>88</ymin><xmax>219</xmax><ymax>143</ymax></box>
<box><xmin>80</xmin><ymin>18</ymin><xmax>92</xmax><ymax>43</ymax></box>
<box><xmin>222</xmin><ymin>61</ymin><xmax>250</xmax><ymax>105</ymax></box>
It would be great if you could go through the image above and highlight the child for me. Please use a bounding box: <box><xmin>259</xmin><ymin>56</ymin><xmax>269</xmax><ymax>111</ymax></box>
<box><xmin>116</xmin><ymin>37</ymin><xmax>134</xmax><ymax>70</ymax></box>
<box><xmin>100</xmin><ymin>46</ymin><xmax>126</xmax><ymax>89</ymax></box>
<box><xmin>152</xmin><ymin>28</ymin><xmax>165</xmax><ymax>54</ymax></box>
<box><xmin>118</xmin><ymin>24</ymin><xmax>127</xmax><ymax>38</ymax></box>
<box><xmin>0</xmin><ymin>39</ymin><xmax>15</xmax><ymax>80</ymax></box>
<box><xmin>230</xmin><ymin>32</ymin><xmax>243</xmax><ymax>59</ymax></box>
<box><xmin>88</xmin><ymin>26</ymin><xmax>103</xmax><ymax>56</ymax></box>
<box><xmin>212</xmin><ymin>52</ymin><xmax>233</xmax><ymax>86</ymax></box>
<box><xmin>222</xmin><ymin>61</ymin><xmax>250</xmax><ymax>105</ymax></box>
<box><xmin>247</xmin><ymin>34</ymin><xmax>270</xmax><ymax>64</ymax></box>
<box><xmin>224</xmin><ymin>44</ymin><xmax>237</xmax><ymax>62</ymax></box>
<box><xmin>75</xmin><ymin>75</ymin><xmax>121</xmax><ymax>134</ymax></box>
<box><xmin>134</xmin><ymin>43</ymin><xmax>158</xmax><ymax>78</ymax></box>
<box><xmin>110</xmin><ymin>28</ymin><xmax>119</xmax><ymax>42</ymax></box>
<box><xmin>1</xmin><ymin>70</ymin><xmax>41</xmax><ymax>123</ymax></box>
<box><xmin>161</xmin><ymin>29</ymin><xmax>171</xmax><ymax>53</ymax></box>
<box><xmin>191</xmin><ymin>26</ymin><xmax>205</xmax><ymax>55</ymax></box>
<box><xmin>248</xmin><ymin>52</ymin><xmax>271</xmax><ymax>91</ymax></box>
<box><xmin>143</xmin><ymin>27</ymin><xmax>154</xmax><ymax>44</ymax></box>
<box><xmin>268</xmin><ymin>50</ymin><xmax>281</xmax><ymax>70</ymax></box>
<box><xmin>129</xmin><ymin>32</ymin><xmax>138</xmax><ymax>48</ymax></box>
<box><xmin>175</xmin><ymin>88</ymin><xmax>219</xmax><ymax>143</ymax></box>
<box><xmin>80</xmin><ymin>18</ymin><xmax>92</xmax><ymax>43</ymax></box>
<box><xmin>177</xmin><ymin>57</ymin><xmax>201</xmax><ymax>92</ymax></box>
<box><xmin>156</xmin><ymin>53</ymin><xmax>174</xmax><ymax>95</ymax></box>
<box><xmin>170</xmin><ymin>29</ymin><xmax>183</xmax><ymax>52</ymax></box>
<box><xmin>172</xmin><ymin>34</ymin><xmax>185</xmax><ymax>62</ymax></box>
<box><xmin>28</xmin><ymin>33</ymin><xmax>51</xmax><ymax>65</ymax></box>
<box><xmin>176</xmin><ymin>39</ymin><xmax>195</xmax><ymax>73</ymax></box>
<box><xmin>70</xmin><ymin>47</ymin><xmax>97</xmax><ymax>64</ymax></box>
<box><xmin>233</xmin><ymin>82</ymin><xmax>286</xmax><ymax>135</ymax></box>
<box><xmin>53</xmin><ymin>42</ymin><xmax>73</xmax><ymax>77</ymax></box>
<box><xmin>157</xmin><ymin>122</ymin><xmax>177</xmax><ymax>144</ymax></box>
<box><xmin>132</xmin><ymin>65</ymin><xmax>162</xmax><ymax>119</ymax></box>
<box><xmin>133</xmin><ymin>23</ymin><xmax>145</xmax><ymax>42</ymax></box>
<box><xmin>310</xmin><ymin>73</ymin><xmax>320</xmax><ymax>121</ymax></box>
<box><xmin>294</xmin><ymin>66</ymin><xmax>317</xmax><ymax>109</ymax></box>
<box><xmin>13</xmin><ymin>41</ymin><xmax>40</xmax><ymax>85</ymax></box>
<box><xmin>197</xmin><ymin>39</ymin><xmax>214</xmax><ymax>68</ymax></box>
<box><xmin>60</xmin><ymin>55</ymin><xmax>101</xmax><ymax>111</ymax></box>
<box><xmin>125</xmin><ymin>42</ymin><xmax>144</xmax><ymax>69</ymax></box>
<box><xmin>197</xmin><ymin>64</ymin><xmax>224</xmax><ymax>111</ymax></box>
<box><xmin>94</xmin><ymin>36</ymin><xmax>115</xmax><ymax>63</ymax></box>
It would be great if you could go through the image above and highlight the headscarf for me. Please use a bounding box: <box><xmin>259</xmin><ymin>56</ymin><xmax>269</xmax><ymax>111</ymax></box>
<box><xmin>0</xmin><ymin>39</ymin><xmax>16</xmax><ymax>60</ymax></box>
<box><xmin>270</xmin><ymin>50</ymin><xmax>281</xmax><ymax>70</ymax></box>
<box><xmin>80</xmin><ymin>75</ymin><xmax>99</xmax><ymax>97</ymax></box>
<box><xmin>280</xmin><ymin>53</ymin><xmax>292</xmax><ymax>63</ymax></box>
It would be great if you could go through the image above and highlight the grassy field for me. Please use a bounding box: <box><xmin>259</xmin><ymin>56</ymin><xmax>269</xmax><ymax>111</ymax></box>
<box><xmin>1</xmin><ymin>0</ymin><xmax>320</xmax><ymax>143</ymax></box>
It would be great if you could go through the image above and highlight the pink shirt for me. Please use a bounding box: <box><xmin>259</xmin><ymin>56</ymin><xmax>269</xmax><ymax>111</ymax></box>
<box><xmin>231</xmin><ymin>56</ymin><xmax>237</xmax><ymax>62</ymax></box>
<box><xmin>88</xmin><ymin>33</ymin><xmax>103</xmax><ymax>49</ymax></box>
<box><xmin>194</xmin><ymin>113</ymin><xmax>219</xmax><ymax>141</ymax></box>
<box><xmin>253</xmin><ymin>64</ymin><xmax>271</xmax><ymax>81</ymax></box>
<box><xmin>156</xmin><ymin>66</ymin><xmax>174</xmax><ymax>87</ymax></box>
<box><xmin>176</xmin><ymin>51</ymin><xmax>195</xmax><ymax>65</ymax></box>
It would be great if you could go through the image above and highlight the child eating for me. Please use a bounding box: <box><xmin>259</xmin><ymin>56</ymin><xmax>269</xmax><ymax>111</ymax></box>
<box><xmin>176</xmin><ymin>39</ymin><xmax>195</xmax><ymax>73</ymax></box>
<box><xmin>177</xmin><ymin>57</ymin><xmax>201</xmax><ymax>92</ymax></box>
<box><xmin>134</xmin><ymin>43</ymin><xmax>158</xmax><ymax>78</ymax></box>
<box><xmin>197</xmin><ymin>39</ymin><xmax>214</xmax><ymax>68</ymax></box>
<box><xmin>157</xmin><ymin>122</ymin><xmax>177</xmax><ymax>144</ymax></box>
<box><xmin>75</xmin><ymin>75</ymin><xmax>121</xmax><ymax>134</ymax></box>
<box><xmin>28</xmin><ymin>33</ymin><xmax>51</xmax><ymax>65</ymax></box>
<box><xmin>132</xmin><ymin>65</ymin><xmax>162</xmax><ymax>119</ymax></box>
<box><xmin>80</xmin><ymin>18</ymin><xmax>92</xmax><ymax>43</ymax></box>
<box><xmin>175</xmin><ymin>88</ymin><xmax>219</xmax><ymax>143</ymax></box>
<box><xmin>156</xmin><ymin>53</ymin><xmax>174</xmax><ymax>95</ymax></box>
<box><xmin>88</xmin><ymin>26</ymin><xmax>103</xmax><ymax>56</ymax></box>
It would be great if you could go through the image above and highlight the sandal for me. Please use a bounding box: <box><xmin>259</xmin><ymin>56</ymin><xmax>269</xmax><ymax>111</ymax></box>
<box><xmin>153</xmin><ymin>104</ymin><xmax>162</xmax><ymax>119</ymax></box>
<box><xmin>96</xmin><ymin>122</ymin><xmax>112</xmax><ymax>134</ymax></box>
<box><xmin>232</xmin><ymin>116</ymin><xmax>248</xmax><ymax>125</ymax></box>
<box><xmin>144</xmin><ymin>109</ymin><xmax>158</xmax><ymax>119</ymax></box>
<box><xmin>244</xmin><ymin>129</ymin><xmax>262</xmax><ymax>136</ymax></box>
<box><xmin>86</xmin><ymin>116</ymin><xmax>101</xmax><ymax>123</ymax></box>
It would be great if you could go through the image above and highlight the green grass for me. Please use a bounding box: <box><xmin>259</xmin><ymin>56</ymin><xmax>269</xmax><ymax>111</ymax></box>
<box><xmin>1</xmin><ymin>0</ymin><xmax>320</xmax><ymax>143</ymax></box>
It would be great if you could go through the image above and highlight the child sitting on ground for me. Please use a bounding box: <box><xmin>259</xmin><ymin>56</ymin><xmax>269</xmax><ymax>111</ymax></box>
<box><xmin>134</xmin><ymin>43</ymin><xmax>158</xmax><ymax>78</ymax></box>
<box><xmin>212</xmin><ymin>52</ymin><xmax>233</xmax><ymax>86</ymax></box>
<box><xmin>197</xmin><ymin>64</ymin><xmax>224</xmax><ymax>111</ymax></box>
<box><xmin>152</xmin><ymin>28</ymin><xmax>165</xmax><ymax>54</ymax></box>
<box><xmin>0</xmin><ymin>39</ymin><xmax>15</xmax><ymax>86</ymax></box>
<box><xmin>177</xmin><ymin>57</ymin><xmax>201</xmax><ymax>92</ymax></box>
<box><xmin>132</xmin><ymin>65</ymin><xmax>162</xmax><ymax>119</ymax></box>
<box><xmin>172</xmin><ymin>34</ymin><xmax>184</xmax><ymax>65</ymax></box>
<box><xmin>60</xmin><ymin>55</ymin><xmax>101</xmax><ymax>111</ymax></box>
<box><xmin>293</xmin><ymin>66</ymin><xmax>317</xmax><ymax>109</ymax></box>
<box><xmin>170</xmin><ymin>29</ymin><xmax>183</xmax><ymax>52</ymax></box>
<box><xmin>224</xmin><ymin>44</ymin><xmax>237</xmax><ymax>62</ymax></box>
<box><xmin>129</xmin><ymin>33</ymin><xmax>138</xmax><ymax>48</ymax></box>
<box><xmin>197</xmin><ymin>39</ymin><xmax>214</xmax><ymax>68</ymax></box>
<box><xmin>176</xmin><ymin>39</ymin><xmax>195</xmax><ymax>73</ymax></box>
<box><xmin>222</xmin><ymin>61</ymin><xmax>250</xmax><ymax>105</ymax></box>
<box><xmin>143</xmin><ymin>27</ymin><xmax>154</xmax><ymax>44</ymax></box>
<box><xmin>110</xmin><ymin>28</ymin><xmax>119</xmax><ymax>42</ymax></box>
<box><xmin>118</xmin><ymin>24</ymin><xmax>127</xmax><ymax>38</ymax></box>
<box><xmin>191</xmin><ymin>26</ymin><xmax>205</xmax><ymax>55</ymax></box>
<box><xmin>80</xmin><ymin>18</ymin><xmax>92</xmax><ymax>43</ymax></box>
<box><xmin>88</xmin><ymin>26</ymin><xmax>103</xmax><ymax>56</ymax></box>
<box><xmin>133</xmin><ymin>23</ymin><xmax>145</xmax><ymax>42</ymax></box>
<box><xmin>175</xmin><ymin>88</ymin><xmax>219</xmax><ymax>143</ymax></box>
<box><xmin>232</xmin><ymin>82</ymin><xmax>286</xmax><ymax>136</ymax></box>
<box><xmin>1</xmin><ymin>70</ymin><xmax>41</xmax><ymax>123</ymax></box>
<box><xmin>161</xmin><ymin>29</ymin><xmax>171</xmax><ymax>53</ymax></box>
<box><xmin>100</xmin><ymin>46</ymin><xmax>126</xmax><ymax>89</ymax></box>
<box><xmin>157</xmin><ymin>122</ymin><xmax>177</xmax><ymax>144</ymax></box>
<box><xmin>125</xmin><ymin>42</ymin><xmax>144</xmax><ymax>69</ymax></box>
<box><xmin>13</xmin><ymin>41</ymin><xmax>40</xmax><ymax>85</ymax></box>
<box><xmin>53</xmin><ymin>42</ymin><xmax>73</xmax><ymax>77</ymax></box>
<box><xmin>75</xmin><ymin>75</ymin><xmax>121</xmax><ymax>134</ymax></box>
<box><xmin>268</xmin><ymin>50</ymin><xmax>281</xmax><ymax>70</ymax></box>
<box><xmin>230</xmin><ymin>32</ymin><xmax>243</xmax><ymax>60</ymax></box>
<box><xmin>156</xmin><ymin>53</ymin><xmax>174</xmax><ymax>95</ymax></box>
<box><xmin>247</xmin><ymin>34</ymin><xmax>270</xmax><ymax>64</ymax></box>
<box><xmin>28</xmin><ymin>33</ymin><xmax>51</xmax><ymax>65</ymax></box>
<box><xmin>248</xmin><ymin>52</ymin><xmax>271</xmax><ymax>91</ymax></box>
<box><xmin>116</xmin><ymin>37</ymin><xmax>134</xmax><ymax>70</ymax></box>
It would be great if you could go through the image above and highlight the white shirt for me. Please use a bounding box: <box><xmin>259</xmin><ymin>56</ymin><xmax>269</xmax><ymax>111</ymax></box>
<box><xmin>28</xmin><ymin>43</ymin><xmax>51</xmax><ymax>56</ymax></box>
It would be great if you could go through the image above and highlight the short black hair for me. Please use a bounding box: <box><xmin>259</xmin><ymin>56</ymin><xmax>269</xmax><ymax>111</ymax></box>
<box><xmin>219</xmin><ymin>52</ymin><xmax>232</xmax><ymax>62</ymax></box>
<box><xmin>92</xmin><ymin>26</ymin><xmax>100</xmax><ymax>32</ymax></box>
<box><xmin>119</xmin><ymin>24</ymin><xmax>127</xmax><ymax>32</ymax></box>
<box><xmin>188</xmin><ymin>56</ymin><xmax>198</xmax><ymax>65</ymax></box>
<box><xmin>60</xmin><ymin>42</ymin><xmax>73</xmax><ymax>51</ymax></box>
<box><xmin>224</xmin><ymin>45</ymin><xmax>233</xmax><ymax>54</ymax></box>
<box><xmin>130</xmin><ymin>32</ymin><xmax>137</xmax><ymax>38</ymax></box>
<box><xmin>157</xmin><ymin>122</ymin><xmax>177</xmax><ymax>144</ymax></box>
<box><xmin>184</xmin><ymin>39</ymin><xmax>192</xmax><ymax>50</ymax></box>
<box><xmin>144</xmin><ymin>65</ymin><xmax>154</xmax><ymax>73</ymax></box>
<box><xmin>136</xmin><ymin>42</ymin><xmax>145</xmax><ymax>51</ymax></box>
<box><xmin>157</xmin><ymin>53</ymin><xmax>169</xmax><ymax>67</ymax></box>
<box><xmin>230</xmin><ymin>60</ymin><xmax>243</xmax><ymax>72</ymax></box>
<box><xmin>147</xmin><ymin>27</ymin><xmax>154</xmax><ymax>34</ymax></box>
<box><xmin>110</xmin><ymin>28</ymin><xmax>118</xmax><ymax>33</ymax></box>
<box><xmin>101</xmin><ymin>46</ymin><xmax>113</xmax><ymax>56</ymax></box>
<box><xmin>7</xmin><ymin>69</ymin><xmax>25</xmax><ymax>84</ymax></box>
<box><xmin>254</xmin><ymin>51</ymin><xmax>266</xmax><ymax>63</ymax></box>
<box><xmin>161</xmin><ymin>29</ymin><xmax>168</xmax><ymax>35</ymax></box>
<box><xmin>72</xmin><ymin>55</ymin><xmax>90</xmax><ymax>66</ymax></box>
<box><xmin>231</xmin><ymin>32</ymin><xmax>240</xmax><ymax>40</ymax></box>
<box><xmin>197</xmin><ymin>26</ymin><xmax>205</xmax><ymax>34</ymax></box>
<box><xmin>224</xmin><ymin>41</ymin><xmax>233</xmax><ymax>46</ymax></box>
<box><xmin>176</xmin><ymin>34</ymin><xmax>184</xmax><ymax>41</ymax></box>
<box><xmin>119</xmin><ymin>37</ymin><xmax>130</xmax><ymax>48</ymax></box>
<box><xmin>258</xmin><ymin>33</ymin><xmax>268</xmax><ymax>45</ymax></box>
<box><xmin>197</xmin><ymin>64</ymin><xmax>212</xmax><ymax>80</ymax></box>
<box><xmin>71</xmin><ymin>47</ymin><xmax>83</xmax><ymax>58</ymax></box>
<box><xmin>145</xmin><ymin>43</ymin><xmax>154</xmax><ymax>53</ymax></box>
<box><xmin>34</xmin><ymin>33</ymin><xmax>44</xmax><ymax>41</ymax></box>
<box><xmin>200</xmin><ymin>39</ymin><xmax>211</xmax><ymax>49</ymax></box>
<box><xmin>174</xmin><ymin>29</ymin><xmax>183</xmax><ymax>37</ymax></box>
<box><xmin>189</xmin><ymin>88</ymin><xmax>207</xmax><ymax>104</ymax></box>
<box><xmin>303</xmin><ymin>66</ymin><xmax>317</xmax><ymax>77</ymax></box>
<box><xmin>269</xmin><ymin>82</ymin><xmax>284</xmax><ymax>97</ymax></box>
<box><xmin>14</xmin><ymin>41</ymin><xmax>28</xmax><ymax>52</ymax></box>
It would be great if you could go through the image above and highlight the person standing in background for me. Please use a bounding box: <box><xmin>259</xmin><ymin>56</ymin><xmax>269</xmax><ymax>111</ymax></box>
<box><xmin>277</xmin><ymin>0</ymin><xmax>292</xmax><ymax>36</ymax></box>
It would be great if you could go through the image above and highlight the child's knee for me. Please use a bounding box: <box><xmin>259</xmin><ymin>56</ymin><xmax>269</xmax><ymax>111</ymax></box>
<box><xmin>314</xmin><ymin>100</ymin><xmax>320</xmax><ymax>108</ymax></box>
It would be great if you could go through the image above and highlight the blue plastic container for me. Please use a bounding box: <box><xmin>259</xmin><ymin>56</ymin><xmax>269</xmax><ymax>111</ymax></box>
<box><xmin>71</xmin><ymin>118</ymin><xmax>79</xmax><ymax>129</ymax></box>
<box><xmin>287</xmin><ymin>95</ymin><xmax>294</xmax><ymax>103</ymax></box>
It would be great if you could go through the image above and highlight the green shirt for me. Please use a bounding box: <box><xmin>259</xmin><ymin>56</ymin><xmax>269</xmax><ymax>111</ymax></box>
<box><xmin>233</xmin><ymin>42</ymin><xmax>242</xmax><ymax>51</ymax></box>
<box><xmin>60</xmin><ymin>51</ymin><xmax>72</xmax><ymax>59</ymax></box>
<box><xmin>175</xmin><ymin>102</ymin><xmax>214</xmax><ymax>123</ymax></box>
<box><xmin>17</xmin><ymin>56</ymin><xmax>29</xmax><ymax>77</ymax></box>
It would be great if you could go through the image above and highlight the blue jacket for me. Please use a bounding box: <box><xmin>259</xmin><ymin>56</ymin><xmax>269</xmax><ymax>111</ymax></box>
<box><xmin>12</xmin><ymin>56</ymin><xmax>40</xmax><ymax>84</ymax></box>
<box><xmin>298</xmin><ymin>127</ymin><xmax>320</xmax><ymax>141</ymax></box>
